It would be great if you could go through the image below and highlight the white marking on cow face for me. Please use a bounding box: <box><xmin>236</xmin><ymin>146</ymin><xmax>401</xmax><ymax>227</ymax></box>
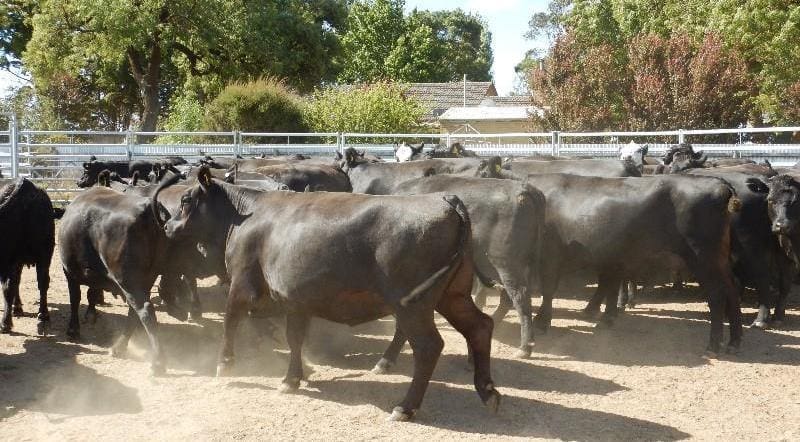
<box><xmin>619</xmin><ymin>141</ymin><xmax>641</xmax><ymax>161</ymax></box>
<box><xmin>394</xmin><ymin>142</ymin><xmax>419</xmax><ymax>162</ymax></box>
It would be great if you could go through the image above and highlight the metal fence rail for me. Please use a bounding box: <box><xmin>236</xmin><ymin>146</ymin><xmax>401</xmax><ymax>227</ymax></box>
<box><xmin>0</xmin><ymin>114</ymin><xmax>797</xmax><ymax>204</ymax></box>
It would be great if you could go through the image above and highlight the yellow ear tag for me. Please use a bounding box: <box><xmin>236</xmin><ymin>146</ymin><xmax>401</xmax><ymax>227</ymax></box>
<box><xmin>495</xmin><ymin>164</ymin><xmax>501</xmax><ymax>173</ymax></box>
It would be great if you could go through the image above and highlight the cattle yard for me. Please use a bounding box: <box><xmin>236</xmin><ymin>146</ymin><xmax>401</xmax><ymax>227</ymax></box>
<box><xmin>2</xmin><ymin>244</ymin><xmax>800</xmax><ymax>440</ymax></box>
<box><xmin>3</xmin><ymin>130</ymin><xmax>800</xmax><ymax>440</ymax></box>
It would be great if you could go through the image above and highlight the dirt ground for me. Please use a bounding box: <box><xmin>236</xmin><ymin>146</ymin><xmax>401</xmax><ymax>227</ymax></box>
<box><xmin>2</xmin><ymin>231</ymin><xmax>800</xmax><ymax>441</ymax></box>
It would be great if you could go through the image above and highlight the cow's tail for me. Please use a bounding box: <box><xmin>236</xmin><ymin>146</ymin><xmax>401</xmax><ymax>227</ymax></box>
<box><xmin>714</xmin><ymin>177</ymin><xmax>741</xmax><ymax>213</ymax></box>
<box><xmin>400</xmin><ymin>195</ymin><xmax>472</xmax><ymax>307</ymax></box>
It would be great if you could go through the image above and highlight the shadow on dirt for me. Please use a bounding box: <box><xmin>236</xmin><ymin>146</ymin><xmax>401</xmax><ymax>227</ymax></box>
<box><xmin>0</xmin><ymin>338</ymin><xmax>142</xmax><ymax>422</ymax></box>
<box><xmin>295</xmin><ymin>378</ymin><xmax>690</xmax><ymax>440</ymax></box>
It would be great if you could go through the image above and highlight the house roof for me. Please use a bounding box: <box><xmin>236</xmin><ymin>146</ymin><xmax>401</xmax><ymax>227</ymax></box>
<box><xmin>481</xmin><ymin>95</ymin><xmax>532</xmax><ymax>106</ymax></box>
<box><xmin>439</xmin><ymin>105</ymin><xmax>541</xmax><ymax>122</ymax></box>
<box><xmin>404</xmin><ymin>81</ymin><xmax>497</xmax><ymax>119</ymax></box>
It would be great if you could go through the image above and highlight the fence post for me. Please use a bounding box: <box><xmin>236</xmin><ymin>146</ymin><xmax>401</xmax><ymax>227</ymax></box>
<box><xmin>551</xmin><ymin>131</ymin><xmax>560</xmax><ymax>156</ymax></box>
<box><xmin>233</xmin><ymin>131</ymin><xmax>241</xmax><ymax>156</ymax></box>
<box><xmin>678</xmin><ymin>129</ymin><xmax>685</xmax><ymax>144</ymax></box>
<box><xmin>340</xmin><ymin>133</ymin><xmax>347</xmax><ymax>155</ymax></box>
<box><xmin>9</xmin><ymin>113</ymin><xmax>19</xmax><ymax>178</ymax></box>
<box><xmin>125</xmin><ymin>130</ymin><xmax>134</xmax><ymax>160</ymax></box>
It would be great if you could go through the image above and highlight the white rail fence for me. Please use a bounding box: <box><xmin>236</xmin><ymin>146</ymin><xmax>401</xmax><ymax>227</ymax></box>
<box><xmin>0</xmin><ymin>115</ymin><xmax>798</xmax><ymax>204</ymax></box>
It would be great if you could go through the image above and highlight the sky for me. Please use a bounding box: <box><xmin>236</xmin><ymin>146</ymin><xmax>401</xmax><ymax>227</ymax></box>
<box><xmin>0</xmin><ymin>0</ymin><xmax>549</xmax><ymax>98</ymax></box>
<box><xmin>405</xmin><ymin>0</ymin><xmax>549</xmax><ymax>95</ymax></box>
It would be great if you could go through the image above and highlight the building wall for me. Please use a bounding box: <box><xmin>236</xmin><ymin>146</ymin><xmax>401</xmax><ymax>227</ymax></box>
<box><xmin>439</xmin><ymin>120</ymin><xmax>534</xmax><ymax>143</ymax></box>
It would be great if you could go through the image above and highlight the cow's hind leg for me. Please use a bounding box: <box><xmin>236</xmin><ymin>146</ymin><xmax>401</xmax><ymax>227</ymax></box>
<box><xmin>110</xmin><ymin>306</ymin><xmax>139</xmax><ymax>358</ymax></box>
<box><xmin>12</xmin><ymin>290</ymin><xmax>23</xmax><ymax>317</ymax></box>
<box><xmin>389</xmin><ymin>310</ymin><xmax>444</xmax><ymax>422</ymax></box>
<box><xmin>279</xmin><ymin>311</ymin><xmax>310</xmax><ymax>393</ymax></box>
<box><xmin>124</xmin><ymin>291</ymin><xmax>165</xmax><ymax>375</ymax></box>
<box><xmin>436</xmin><ymin>291</ymin><xmax>500</xmax><ymax>416</ymax></box>
<box><xmin>373</xmin><ymin>322</ymin><xmax>406</xmax><ymax>374</ymax></box>
<box><xmin>183</xmin><ymin>276</ymin><xmax>203</xmax><ymax>321</ymax></box>
<box><xmin>85</xmin><ymin>288</ymin><xmax>103</xmax><ymax>324</ymax></box>
<box><xmin>1</xmin><ymin>271</ymin><xmax>16</xmax><ymax>333</ymax></box>
<box><xmin>216</xmin><ymin>276</ymin><xmax>254</xmax><ymax>377</ymax></box>
<box><xmin>35</xmin><ymin>259</ymin><xmax>51</xmax><ymax>335</ymax></box>
<box><xmin>65</xmin><ymin>272</ymin><xmax>82</xmax><ymax>339</ymax></box>
<box><xmin>496</xmin><ymin>276</ymin><xmax>533</xmax><ymax>358</ymax></box>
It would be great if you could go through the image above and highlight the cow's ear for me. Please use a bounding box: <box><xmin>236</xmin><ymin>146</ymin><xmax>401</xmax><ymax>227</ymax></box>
<box><xmin>198</xmin><ymin>166</ymin><xmax>213</xmax><ymax>189</ymax></box>
<box><xmin>641</xmin><ymin>145</ymin><xmax>649</xmax><ymax>156</ymax></box>
<box><xmin>746</xmin><ymin>177</ymin><xmax>769</xmax><ymax>194</ymax></box>
<box><xmin>335</xmin><ymin>151</ymin><xmax>343</xmax><ymax>161</ymax></box>
<box><xmin>83</xmin><ymin>162</ymin><xmax>90</xmax><ymax>170</ymax></box>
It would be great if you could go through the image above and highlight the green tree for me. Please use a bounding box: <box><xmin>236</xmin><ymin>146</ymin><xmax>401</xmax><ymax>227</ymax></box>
<box><xmin>23</xmin><ymin>0</ymin><xmax>348</xmax><ymax>131</ymax></box>
<box><xmin>338</xmin><ymin>0</ymin><xmax>406</xmax><ymax>83</ymax></box>
<box><xmin>304</xmin><ymin>83</ymin><xmax>424</xmax><ymax>134</ymax></box>
<box><xmin>0</xmin><ymin>0</ymin><xmax>37</xmax><ymax>71</ymax></box>
<box><xmin>338</xmin><ymin>1</ymin><xmax>493</xmax><ymax>83</ymax></box>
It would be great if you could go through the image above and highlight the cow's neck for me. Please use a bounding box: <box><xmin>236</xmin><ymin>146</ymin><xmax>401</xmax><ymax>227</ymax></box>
<box><xmin>214</xmin><ymin>181</ymin><xmax>261</xmax><ymax>245</ymax></box>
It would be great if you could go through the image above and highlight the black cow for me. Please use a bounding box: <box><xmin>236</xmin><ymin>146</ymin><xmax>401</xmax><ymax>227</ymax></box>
<box><xmin>502</xmin><ymin>158</ymin><xmax>643</xmax><ymax>178</ymax></box>
<box><xmin>687</xmin><ymin>166</ymin><xmax>790</xmax><ymax>329</ymax></box>
<box><xmin>748</xmin><ymin>173</ymin><xmax>800</xmax><ymax>326</ymax></box>
<box><xmin>59</xmin><ymin>186</ymin><xmax>176</xmax><ymax>374</ymax></box>
<box><xmin>388</xmin><ymin>175</ymin><xmax>546</xmax><ymax>359</ymax></box>
<box><xmin>156</xmin><ymin>168</ymin><xmax>500</xmax><ymax>421</ymax></box>
<box><xmin>663</xmin><ymin>143</ymin><xmax>708</xmax><ymax>173</ymax></box>
<box><xmin>77</xmin><ymin>158</ymin><xmax>182</xmax><ymax>187</ymax></box>
<box><xmin>524</xmin><ymin>174</ymin><xmax>742</xmax><ymax>356</ymax></box>
<box><xmin>341</xmin><ymin>148</ymin><xmax>481</xmax><ymax>194</ymax></box>
<box><xmin>1</xmin><ymin>178</ymin><xmax>59</xmax><ymax>335</ymax></box>
<box><xmin>253</xmin><ymin>163</ymin><xmax>351</xmax><ymax>192</ymax></box>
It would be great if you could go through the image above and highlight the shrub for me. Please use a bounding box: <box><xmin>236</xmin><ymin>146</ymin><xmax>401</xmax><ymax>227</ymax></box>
<box><xmin>304</xmin><ymin>83</ymin><xmax>424</xmax><ymax>136</ymax></box>
<box><xmin>203</xmin><ymin>77</ymin><xmax>308</xmax><ymax>133</ymax></box>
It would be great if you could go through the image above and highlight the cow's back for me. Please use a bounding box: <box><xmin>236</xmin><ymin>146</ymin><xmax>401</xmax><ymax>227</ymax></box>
<box><xmin>227</xmin><ymin>191</ymin><xmax>465</xmax><ymax>309</ymax></box>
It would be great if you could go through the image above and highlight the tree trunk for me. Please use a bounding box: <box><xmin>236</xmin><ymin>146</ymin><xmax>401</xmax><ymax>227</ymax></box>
<box><xmin>127</xmin><ymin>39</ymin><xmax>162</xmax><ymax>132</ymax></box>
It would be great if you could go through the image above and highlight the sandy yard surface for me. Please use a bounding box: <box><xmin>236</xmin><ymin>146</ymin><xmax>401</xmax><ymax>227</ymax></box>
<box><xmin>2</xmin><ymin>226</ymin><xmax>800</xmax><ymax>441</ymax></box>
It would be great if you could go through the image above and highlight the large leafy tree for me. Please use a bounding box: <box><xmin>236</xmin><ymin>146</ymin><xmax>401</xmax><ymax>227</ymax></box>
<box><xmin>23</xmin><ymin>0</ymin><xmax>348</xmax><ymax>131</ymax></box>
<box><xmin>338</xmin><ymin>0</ymin><xmax>493</xmax><ymax>83</ymax></box>
<box><xmin>522</xmin><ymin>0</ymin><xmax>800</xmax><ymax>126</ymax></box>
<box><xmin>0</xmin><ymin>0</ymin><xmax>37</xmax><ymax>72</ymax></box>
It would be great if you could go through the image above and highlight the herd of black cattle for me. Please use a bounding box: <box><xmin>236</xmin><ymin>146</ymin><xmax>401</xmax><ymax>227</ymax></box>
<box><xmin>2</xmin><ymin>141</ymin><xmax>800</xmax><ymax>421</ymax></box>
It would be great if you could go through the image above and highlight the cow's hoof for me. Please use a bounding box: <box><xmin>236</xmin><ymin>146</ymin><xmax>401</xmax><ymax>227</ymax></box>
<box><xmin>188</xmin><ymin>310</ymin><xmax>203</xmax><ymax>323</ymax></box>
<box><xmin>109</xmin><ymin>345</ymin><xmax>127</xmax><ymax>358</ymax></box>
<box><xmin>388</xmin><ymin>406</ymin><xmax>414</xmax><ymax>422</ymax></box>
<box><xmin>66</xmin><ymin>329</ymin><xmax>80</xmax><ymax>341</ymax></box>
<box><xmin>151</xmin><ymin>362</ymin><xmax>166</xmax><ymax>377</ymax></box>
<box><xmin>595</xmin><ymin>318</ymin><xmax>615</xmax><ymax>329</ymax></box>
<box><xmin>702</xmin><ymin>348</ymin><xmax>719</xmax><ymax>360</ymax></box>
<box><xmin>0</xmin><ymin>324</ymin><xmax>11</xmax><ymax>334</ymax></box>
<box><xmin>770</xmin><ymin>319</ymin><xmax>784</xmax><ymax>329</ymax></box>
<box><xmin>12</xmin><ymin>307</ymin><xmax>24</xmax><ymax>318</ymax></box>
<box><xmin>36</xmin><ymin>320</ymin><xmax>49</xmax><ymax>336</ymax></box>
<box><xmin>216</xmin><ymin>361</ymin><xmax>234</xmax><ymax>377</ymax></box>
<box><xmin>84</xmin><ymin>309</ymin><xmax>99</xmax><ymax>325</ymax></box>
<box><xmin>532</xmin><ymin>317</ymin><xmax>550</xmax><ymax>333</ymax></box>
<box><xmin>371</xmin><ymin>358</ymin><xmax>394</xmax><ymax>375</ymax></box>
<box><xmin>750</xmin><ymin>320</ymin><xmax>768</xmax><ymax>330</ymax></box>
<box><xmin>514</xmin><ymin>346</ymin><xmax>532</xmax><ymax>359</ymax></box>
<box><xmin>581</xmin><ymin>307</ymin><xmax>601</xmax><ymax>319</ymax></box>
<box><xmin>278</xmin><ymin>378</ymin><xmax>300</xmax><ymax>394</ymax></box>
<box><xmin>725</xmin><ymin>344</ymin><xmax>741</xmax><ymax>356</ymax></box>
<box><xmin>483</xmin><ymin>388</ymin><xmax>501</xmax><ymax>414</ymax></box>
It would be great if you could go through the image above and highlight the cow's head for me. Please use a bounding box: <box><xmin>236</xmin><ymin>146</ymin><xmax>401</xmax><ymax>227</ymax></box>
<box><xmin>664</xmin><ymin>143</ymin><xmax>706</xmax><ymax>173</ymax></box>
<box><xmin>476</xmin><ymin>156</ymin><xmax>505</xmax><ymax>178</ymax></box>
<box><xmin>340</xmin><ymin>147</ymin><xmax>367</xmax><ymax>170</ymax></box>
<box><xmin>763</xmin><ymin>175</ymin><xmax>800</xmax><ymax>235</ymax></box>
<box><xmin>160</xmin><ymin>167</ymin><xmax>215</xmax><ymax>240</ymax></box>
<box><xmin>394</xmin><ymin>142</ymin><xmax>424</xmax><ymax>162</ymax></box>
<box><xmin>77</xmin><ymin>160</ymin><xmax>104</xmax><ymax>187</ymax></box>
